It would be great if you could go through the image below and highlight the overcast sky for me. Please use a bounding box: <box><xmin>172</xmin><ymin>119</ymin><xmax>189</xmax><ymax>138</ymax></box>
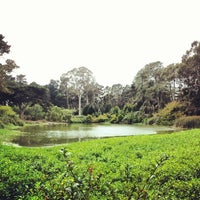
<box><xmin>1</xmin><ymin>0</ymin><xmax>200</xmax><ymax>86</ymax></box>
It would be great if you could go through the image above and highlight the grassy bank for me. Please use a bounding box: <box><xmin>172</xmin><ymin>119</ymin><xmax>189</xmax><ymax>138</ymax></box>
<box><xmin>0</xmin><ymin>126</ymin><xmax>22</xmax><ymax>145</ymax></box>
<box><xmin>0</xmin><ymin>129</ymin><xmax>200</xmax><ymax>199</ymax></box>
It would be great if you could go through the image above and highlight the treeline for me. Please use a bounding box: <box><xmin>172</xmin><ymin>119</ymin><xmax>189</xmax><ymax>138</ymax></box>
<box><xmin>0</xmin><ymin>34</ymin><xmax>200</xmax><ymax>127</ymax></box>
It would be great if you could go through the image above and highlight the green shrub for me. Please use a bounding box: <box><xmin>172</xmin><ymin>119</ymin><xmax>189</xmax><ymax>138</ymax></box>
<box><xmin>0</xmin><ymin>121</ymin><xmax>5</xmax><ymax>128</ymax></box>
<box><xmin>122</xmin><ymin>111</ymin><xmax>145</xmax><ymax>124</ymax></box>
<box><xmin>83</xmin><ymin>115</ymin><xmax>93</xmax><ymax>123</ymax></box>
<box><xmin>0</xmin><ymin>106</ymin><xmax>23</xmax><ymax>126</ymax></box>
<box><xmin>62</xmin><ymin>109</ymin><xmax>74</xmax><ymax>123</ymax></box>
<box><xmin>110</xmin><ymin>106</ymin><xmax>121</xmax><ymax>115</ymax></box>
<box><xmin>0</xmin><ymin>129</ymin><xmax>200</xmax><ymax>199</ymax></box>
<box><xmin>110</xmin><ymin>114</ymin><xmax>118</xmax><ymax>123</ymax></box>
<box><xmin>46</xmin><ymin>106</ymin><xmax>74</xmax><ymax>122</ymax></box>
<box><xmin>95</xmin><ymin>114</ymin><xmax>109</xmax><ymax>123</ymax></box>
<box><xmin>148</xmin><ymin>101</ymin><xmax>186</xmax><ymax>126</ymax></box>
<box><xmin>175</xmin><ymin>116</ymin><xmax>200</xmax><ymax>128</ymax></box>
<box><xmin>123</xmin><ymin>103</ymin><xmax>136</xmax><ymax>113</ymax></box>
<box><xmin>25</xmin><ymin>104</ymin><xmax>45</xmax><ymax>120</ymax></box>
<box><xmin>71</xmin><ymin>116</ymin><xmax>85</xmax><ymax>123</ymax></box>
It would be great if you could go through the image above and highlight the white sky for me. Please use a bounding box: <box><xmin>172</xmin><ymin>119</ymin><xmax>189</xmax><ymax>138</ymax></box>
<box><xmin>1</xmin><ymin>0</ymin><xmax>200</xmax><ymax>86</ymax></box>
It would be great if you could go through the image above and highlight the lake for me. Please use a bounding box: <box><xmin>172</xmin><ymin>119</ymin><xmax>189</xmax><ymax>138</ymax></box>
<box><xmin>12</xmin><ymin>123</ymin><xmax>174</xmax><ymax>147</ymax></box>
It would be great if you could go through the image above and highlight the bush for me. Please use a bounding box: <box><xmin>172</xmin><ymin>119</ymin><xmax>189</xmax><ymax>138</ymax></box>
<box><xmin>0</xmin><ymin>106</ymin><xmax>23</xmax><ymax>126</ymax></box>
<box><xmin>110</xmin><ymin>114</ymin><xmax>118</xmax><ymax>123</ymax></box>
<box><xmin>148</xmin><ymin>101</ymin><xmax>186</xmax><ymax>126</ymax></box>
<box><xmin>0</xmin><ymin>121</ymin><xmax>5</xmax><ymax>128</ymax></box>
<box><xmin>83</xmin><ymin>115</ymin><xmax>93</xmax><ymax>123</ymax></box>
<box><xmin>71</xmin><ymin>116</ymin><xmax>85</xmax><ymax>123</ymax></box>
<box><xmin>25</xmin><ymin>104</ymin><xmax>45</xmax><ymax>120</ymax></box>
<box><xmin>95</xmin><ymin>114</ymin><xmax>109</xmax><ymax>123</ymax></box>
<box><xmin>123</xmin><ymin>103</ymin><xmax>136</xmax><ymax>113</ymax></box>
<box><xmin>122</xmin><ymin>111</ymin><xmax>145</xmax><ymax>124</ymax></box>
<box><xmin>175</xmin><ymin>116</ymin><xmax>200</xmax><ymax>128</ymax></box>
<box><xmin>110</xmin><ymin>106</ymin><xmax>121</xmax><ymax>115</ymax></box>
<box><xmin>1</xmin><ymin>130</ymin><xmax>200</xmax><ymax>199</ymax></box>
<box><xmin>46</xmin><ymin>106</ymin><xmax>74</xmax><ymax>122</ymax></box>
<box><xmin>82</xmin><ymin>104</ymin><xmax>98</xmax><ymax>115</ymax></box>
<box><xmin>46</xmin><ymin>106</ymin><xmax>63</xmax><ymax>122</ymax></box>
<box><xmin>62</xmin><ymin>109</ymin><xmax>74</xmax><ymax>123</ymax></box>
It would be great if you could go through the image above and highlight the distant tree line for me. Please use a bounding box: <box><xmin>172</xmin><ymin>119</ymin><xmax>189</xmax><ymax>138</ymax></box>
<box><xmin>0</xmin><ymin>34</ymin><xmax>200</xmax><ymax>126</ymax></box>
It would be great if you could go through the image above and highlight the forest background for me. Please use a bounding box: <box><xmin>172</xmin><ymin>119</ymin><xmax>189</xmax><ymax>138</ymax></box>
<box><xmin>0</xmin><ymin>34</ymin><xmax>200</xmax><ymax>128</ymax></box>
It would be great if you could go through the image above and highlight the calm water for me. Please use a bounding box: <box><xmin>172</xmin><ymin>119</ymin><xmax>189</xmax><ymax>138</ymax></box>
<box><xmin>12</xmin><ymin>124</ymin><xmax>174</xmax><ymax>147</ymax></box>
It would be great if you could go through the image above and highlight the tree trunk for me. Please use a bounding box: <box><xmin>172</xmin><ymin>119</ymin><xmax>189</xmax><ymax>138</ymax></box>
<box><xmin>19</xmin><ymin>103</ymin><xmax>28</xmax><ymax>119</ymax></box>
<box><xmin>86</xmin><ymin>94</ymin><xmax>89</xmax><ymax>105</ymax></box>
<box><xmin>78</xmin><ymin>94</ymin><xmax>82</xmax><ymax>116</ymax></box>
<box><xmin>66</xmin><ymin>92</ymin><xmax>70</xmax><ymax>109</ymax></box>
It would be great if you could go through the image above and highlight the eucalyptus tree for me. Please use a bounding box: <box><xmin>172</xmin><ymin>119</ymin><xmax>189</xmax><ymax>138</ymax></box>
<box><xmin>99</xmin><ymin>86</ymin><xmax>112</xmax><ymax>113</ymax></box>
<box><xmin>110</xmin><ymin>84</ymin><xmax>124</xmax><ymax>108</ymax></box>
<box><xmin>178</xmin><ymin>41</ymin><xmax>200</xmax><ymax>114</ymax></box>
<box><xmin>134</xmin><ymin>61</ymin><xmax>170</xmax><ymax>115</ymax></box>
<box><xmin>163</xmin><ymin>63</ymin><xmax>180</xmax><ymax>101</ymax></box>
<box><xmin>60</xmin><ymin>67</ymin><xmax>96</xmax><ymax>115</ymax></box>
<box><xmin>82</xmin><ymin>82</ymin><xmax>104</xmax><ymax>115</ymax></box>
<box><xmin>120</xmin><ymin>84</ymin><xmax>136</xmax><ymax>107</ymax></box>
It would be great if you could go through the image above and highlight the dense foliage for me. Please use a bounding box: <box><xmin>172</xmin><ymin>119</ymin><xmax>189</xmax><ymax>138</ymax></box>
<box><xmin>0</xmin><ymin>106</ymin><xmax>23</xmax><ymax>127</ymax></box>
<box><xmin>0</xmin><ymin>129</ymin><xmax>200</xmax><ymax>199</ymax></box>
<box><xmin>175</xmin><ymin>116</ymin><xmax>200</xmax><ymax>128</ymax></box>
<box><xmin>0</xmin><ymin>34</ymin><xmax>200</xmax><ymax>126</ymax></box>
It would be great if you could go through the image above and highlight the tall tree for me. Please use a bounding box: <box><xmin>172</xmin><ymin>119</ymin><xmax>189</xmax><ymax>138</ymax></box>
<box><xmin>178</xmin><ymin>41</ymin><xmax>200</xmax><ymax>114</ymax></box>
<box><xmin>60</xmin><ymin>67</ymin><xmax>96</xmax><ymax>115</ymax></box>
<box><xmin>134</xmin><ymin>61</ymin><xmax>170</xmax><ymax>115</ymax></box>
<box><xmin>15</xmin><ymin>74</ymin><xmax>27</xmax><ymax>85</ymax></box>
<box><xmin>164</xmin><ymin>63</ymin><xmax>180</xmax><ymax>101</ymax></box>
<box><xmin>0</xmin><ymin>35</ymin><xmax>18</xmax><ymax>94</ymax></box>
<box><xmin>8</xmin><ymin>82</ymin><xmax>49</xmax><ymax>119</ymax></box>
<box><xmin>0</xmin><ymin>34</ymin><xmax>10</xmax><ymax>56</ymax></box>
<box><xmin>46</xmin><ymin>79</ymin><xmax>66</xmax><ymax>107</ymax></box>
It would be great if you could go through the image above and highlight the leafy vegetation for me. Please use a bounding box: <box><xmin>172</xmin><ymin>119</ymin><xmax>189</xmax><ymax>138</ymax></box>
<box><xmin>46</xmin><ymin>106</ymin><xmax>75</xmax><ymax>123</ymax></box>
<box><xmin>175</xmin><ymin>116</ymin><xmax>200</xmax><ymax>128</ymax></box>
<box><xmin>148</xmin><ymin>101</ymin><xmax>187</xmax><ymax>126</ymax></box>
<box><xmin>0</xmin><ymin>129</ymin><xmax>200</xmax><ymax>199</ymax></box>
<box><xmin>0</xmin><ymin>106</ymin><xmax>23</xmax><ymax>127</ymax></box>
<box><xmin>1</xmin><ymin>34</ymin><xmax>200</xmax><ymax>127</ymax></box>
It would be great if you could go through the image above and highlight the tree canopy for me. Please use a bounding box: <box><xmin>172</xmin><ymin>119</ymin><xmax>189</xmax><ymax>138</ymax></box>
<box><xmin>1</xmin><ymin>34</ymin><xmax>200</xmax><ymax>123</ymax></box>
<box><xmin>0</xmin><ymin>35</ymin><xmax>18</xmax><ymax>93</ymax></box>
<box><xmin>60</xmin><ymin>66</ymin><xmax>97</xmax><ymax>115</ymax></box>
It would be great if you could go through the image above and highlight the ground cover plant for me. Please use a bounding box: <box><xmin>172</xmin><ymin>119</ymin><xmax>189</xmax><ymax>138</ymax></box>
<box><xmin>0</xmin><ymin>129</ymin><xmax>200</xmax><ymax>199</ymax></box>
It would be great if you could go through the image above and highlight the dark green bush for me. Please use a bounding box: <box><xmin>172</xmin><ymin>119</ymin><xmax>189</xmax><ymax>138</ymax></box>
<box><xmin>82</xmin><ymin>104</ymin><xmax>98</xmax><ymax>115</ymax></box>
<box><xmin>175</xmin><ymin>116</ymin><xmax>200</xmax><ymax>128</ymax></box>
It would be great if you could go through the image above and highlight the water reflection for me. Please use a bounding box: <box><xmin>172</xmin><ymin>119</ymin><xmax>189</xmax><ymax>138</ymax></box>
<box><xmin>12</xmin><ymin>124</ymin><xmax>174</xmax><ymax>147</ymax></box>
